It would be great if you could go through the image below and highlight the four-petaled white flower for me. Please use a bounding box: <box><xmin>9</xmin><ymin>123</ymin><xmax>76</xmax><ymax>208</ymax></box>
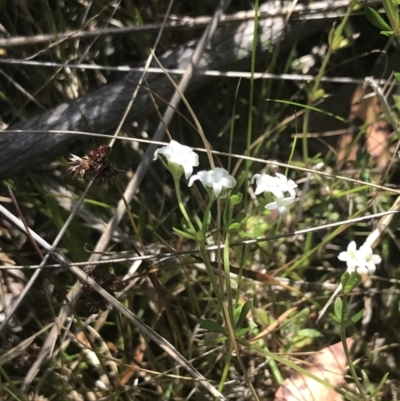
<box><xmin>251</xmin><ymin>172</ymin><xmax>297</xmax><ymax>198</ymax></box>
<box><xmin>251</xmin><ymin>172</ymin><xmax>297</xmax><ymax>215</ymax></box>
<box><xmin>188</xmin><ymin>167</ymin><xmax>236</xmax><ymax>198</ymax></box>
<box><xmin>338</xmin><ymin>241</ymin><xmax>381</xmax><ymax>275</ymax></box>
<box><xmin>356</xmin><ymin>243</ymin><xmax>382</xmax><ymax>275</ymax></box>
<box><xmin>338</xmin><ymin>241</ymin><xmax>358</xmax><ymax>271</ymax></box>
<box><xmin>154</xmin><ymin>140</ymin><xmax>199</xmax><ymax>179</ymax></box>
<box><xmin>265</xmin><ymin>194</ymin><xmax>296</xmax><ymax>215</ymax></box>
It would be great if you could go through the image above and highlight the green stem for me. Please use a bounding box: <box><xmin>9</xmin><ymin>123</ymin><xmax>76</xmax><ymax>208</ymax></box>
<box><xmin>174</xmin><ymin>177</ymin><xmax>195</xmax><ymax>232</ymax></box>
<box><xmin>199</xmin><ymin>245</ymin><xmax>223</xmax><ymax>309</ymax></box>
<box><xmin>218</xmin><ymin>340</ymin><xmax>234</xmax><ymax>393</ymax></box>
<box><xmin>340</xmin><ymin>293</ymin><xmax>368</xmax><ymax>401</ymax></box>
<box><xmin>202</xmin><ymin>197</ymin><xmax>215</xmax><ymax>237</ymax></box>
<box><xmin>222</xmin><ymin>195</ymin><xmax>235</xmax><ymax>322</ymax></box>
<box><xmin>199</xmin><ymin>198</ymin><xmax>225</xmax><ymax>312</ymax></box>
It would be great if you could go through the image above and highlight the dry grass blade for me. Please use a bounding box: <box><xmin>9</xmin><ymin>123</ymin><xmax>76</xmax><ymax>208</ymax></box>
<box><xmin>0</xmin><ymin>324</ymin><xmax>52</xmax><ymax>366</ymax></box>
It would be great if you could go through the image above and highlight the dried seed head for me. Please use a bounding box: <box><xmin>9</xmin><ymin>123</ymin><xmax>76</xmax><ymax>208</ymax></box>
<box><xmin>67</xmin><ymin>145</ymin><xmax>118</xmax><ymax>183</ymax></box>
<box><xmin>80</xmin><ymin>269</ymin><xmax>125</xmax><ymax>313</ymax></box>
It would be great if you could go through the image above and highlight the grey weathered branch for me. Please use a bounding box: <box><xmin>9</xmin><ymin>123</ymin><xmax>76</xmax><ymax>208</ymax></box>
<box><xmin>0</xmin><ymin>5</ymin><xmax>324</xmax><ymax>179</ymax></box>
<box><xmin>0</xmin><ymin>0</ymin><xmax>361</xmax><ymax>48</ymax></box>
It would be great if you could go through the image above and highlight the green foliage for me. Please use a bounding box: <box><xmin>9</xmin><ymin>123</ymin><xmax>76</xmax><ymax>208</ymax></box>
<box><xmin>1</xmin><ymin>0</ymin><xmax>399</xmax><ymax>399</ymax></box>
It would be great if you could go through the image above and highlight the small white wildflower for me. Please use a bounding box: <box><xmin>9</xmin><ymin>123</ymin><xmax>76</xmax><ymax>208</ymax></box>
<box><xmin>251</xmin><ymin>172</ymin><xmax>297</xmax><ymax>199</ymax></box>
<box><xmin>318</xmin><ymin>239</ymin><xmax>381</xmax><ymax>323</ymax></box>
<box><xmin>338</xmin><ymin>240</ymin><xmax>358</xmax><ymax>271</ymax></box>
<box><xmin>251</xmin><ymin>172</ymin><xmax>297</xmax><ymax>215</ymax></box>
<box><xmin>338</xmin><ymin>241</ymin><xmax>381</xmax><ymax>275</ymax></box>
<box><xmin>188</xmin><ymin>167</ymin><xmax>236</xmax><ymax>198</ymax></box>
<box><xmin>154</xmin><ymin>140</ymin><xmax>199</xmax><ymax>179</ymax></box>
<box><xmin>356</xmin><ymin>244</ymin><xmax>382</xmax><ymax>275</ymax></box>
<box><xmin>265</xmin><ymin>194</ymin><xmax>295</xmax><ymax>215</ymax></box>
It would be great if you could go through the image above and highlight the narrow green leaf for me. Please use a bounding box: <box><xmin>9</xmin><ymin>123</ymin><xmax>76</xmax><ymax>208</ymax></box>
<box><xmin>223</xmin><ymin>202</ymin><xmax>230</xmax><ymax>227</ymax></box>
<box><xmin>266</xmin><ymin>99</ymin><xmax>347</xmax><ymax>122</ymax></box>
<box><xmin>172</xmin><ymin>227</ymin><xmax>196</xmax><ymax>240</ymax></box>
<box><xmin>343</xmin><ymin>272</ymin><xmax>361</xmax><ymax>294</ymax></box>
<box><xmin>334</xmin><ymin>297</ymin><xmax>343</xmax><ymax>320</ymax></box>
<box><xmin>340</xmin><ymin>272</ymin><xmax>351</xmax><ymax>289</ymax></box>
<box><xmin>296</xmin><ymin>328</ymin><xmax>322</xmax><ymax>338</ymax></box>
<box><xmin>228</xmin><ymin>223</ymin><xmax>241</xmax><ymax>232</ymax></box>
<box><xmin>371</xmin><ymin>372</ymin><xmax>389</xmax><ymax>397</ymax></box>
<box><xmin>233</xmin><ymin>304</ymin><xmax>243</xmax><ymax>325</ymax></box>
<box><xmin>341</xmin><ymin>271</ymin><xmax>361</xmax><ymax>294</ymax></box>
<box><xmin>395</xmin><ymin>72</ymin><xmax>400</xmax><ymax>82</ymax></box>
<box><xmin>198</xmin><ymin>319</ymin><xmax>227</xmax><ymax>334</ymax></box>
<box><xmin>380</xmin><ymin>30</ymin><xmax>395</xmax><ymax>36</ymax></box>
<box><xmin>236</xmin><ymin>300</ymin><xmax>253</xmax><ymax>329</ymax></box>
<box><xmin>350</xmin><ymin>309</ymin><xmax>364</xmax><ymax>323</ymax></box>
<box><xmin>365</xmin><ymin>7</ymin><xmax>392</xmax><ymax>30</ymax></box>
<box><xmin>234</xmin><ymin>327</ymin><xmax>251</xmax><ymax>338</ymax></box>
<box><xmin>382</xmin><ymin>0</ymin><xmax>399</xmax><ymax>29</ymax></box>
<box><xmin>328</xmin><ymin>25</ymin><xmax>335</xmax><ymax>48</ymax></box>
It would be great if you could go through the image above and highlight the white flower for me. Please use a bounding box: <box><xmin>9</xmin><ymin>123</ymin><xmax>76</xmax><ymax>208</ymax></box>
<box><xmin>154</xmin><ymin>140</ymin><xmax>199</xmax><ymax>179</ymax></box>
<box><xmin>251</xmin><ymin>172</ymin><xmax>297</xmax><ymax>215</ymax></box>
<box><xmin>356</xmin><ymin>244</ymin><xmax>382</xmax><ymax>275</ymax></box>
<box><xmin>251</xmin><ymin>172</ymin><xmax>297</xmax><ymax>199</ymax></box>
<box><xmin>188</xmin><ymin>167</ymin><xmax>236</xmax><ymax>198</ymax></box>
<box><xmin>265</xmin><ymin>194</ymin><xmax>295</xmax><ymax>215</ymax></box>
<box><xmin>338</xmin><ymin>241</ymin><xmax>381</xmax><ymax>275</ymax></box>
<box><xmin>338</xmin><ymin>241</ymin><xmax>358</xmax><ymax>271</ymax></box>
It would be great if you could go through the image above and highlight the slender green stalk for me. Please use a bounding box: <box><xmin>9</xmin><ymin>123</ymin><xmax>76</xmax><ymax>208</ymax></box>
<box><xmin>199</xmin><ymin>197</ymin><xmax>225</xmax><ymax>306</ymax></box>
<box><xmin>223</xmin><ymin>301</ymin><xmax>261</xmax><ymax>401</ymax></box>
<box><xmin>235</xmin><ymin>245</ymin><xmax>246</xmax><ymax>305</ymax></box>
<box><xmin>174</xmin><ymin>177</ymin><xmax>196</xmax><ymax>232</ymax></box>
<box><xmin>202</xmin><ymin>197</ymin><xmax>215</xmax><ymax>237</ymax></box>
<box><xmin>340</xmin><ymin>294</ymin><xmax>368</xmax><ymax>401</ymax></box>
<box><xmin>224</xmin><ymin>232</ymin><xmax>234</xmax><ymax>322</ymax></box>
<box><xmin>218</xmin><ymin>341</ymin><xmax>234</xmax><ymax>393</ymax></box>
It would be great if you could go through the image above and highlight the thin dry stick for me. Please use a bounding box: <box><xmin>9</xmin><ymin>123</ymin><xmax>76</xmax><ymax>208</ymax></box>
<box><xmin>2</xmin><ymin>209</ymin><xmax>397</xmax><ymax>271</ymax></box>
<box><xmin>0</xmin><ymin>69</ymin><xmax>46</xmax><ymax>110</ymax></box>
<box><xmin>0</xmin><ymin>0</ymin><xmax>370</xmax><ymax>48</ymax></box>
<box><xmin>0</xmin><ymin>58</ymin><xmax>389</xmax><ymax>85</ymax></box>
